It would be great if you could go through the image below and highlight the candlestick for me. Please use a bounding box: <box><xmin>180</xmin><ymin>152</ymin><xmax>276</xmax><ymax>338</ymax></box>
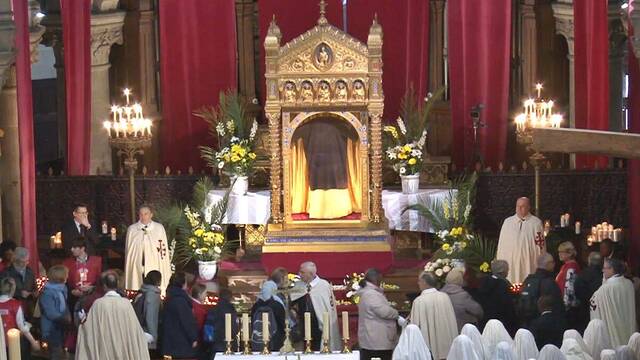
<box><xmin>224</xmin><ymin>340</ymin><xmax>233</xmax><ymax>355</ymax></box>
<box><xmin>342</xmin><ymin>311</ymin><xmax>349</xmax><ymax>340</ymax></box>
<box><xmin>101</xmin><ymin>221</ymin><xmax>108</xmax><ymax>235</ymax></box>
<box><xmin>110</xmin><ymin>227</ymin><xmax>117</xmax><ymax>241</ymax></box>
<box><xmin>342</xmin><ymin>338</ymin><xmax>352</xmax><ymax>354</ymax></box>
<box><xmin>243</xmin><ymin>340</ymin><xmax>251</xmax><ymax>355</ymax></box>
<box><xmin>304</xmin><ymin>339</ymin><xmax>312</xmax><ymax>354</ymax></box>
<box><xmin>322</xmin><ymin>312</ymin><xmax>330</xmax><ymax>341</ymax></box>
<box><xmin>225</xmin><ymin>313</ymin><xmax>232</xmax><ymax>342</ymax></box>
<box><xmin>304</xmin><ymin>312</ymin><xmax>311</xmax><ymax>341</ymax></box>
<box><xmin>575</xmin><ymin>221</ymin><xmax>581</xmax><ymax>235</ymax></box>
<box><xmin>536</xmin><ymin>83</ymin><xmax>542</xmax><ymax>99</ymax></box>
<box><xmin>7</xmin><ymin>328</ymin><xmax>20</xmax><ymax>360</ymax></box>
<box><xmin>613</xmin><ymin>229</ymin><xmax>622</xmax><ymax>242</ymax></box>
<box><xmin>321</xmin><ymin>338</ymin><xmax>331</xmax><ymax>354</ymax></box>
<box><xmin>262</xmin><ymin>312</ymin><xmax>269</xmax><ymax>344</ymax></box>
<box><xmin>242</xmin><ymin>313</ymin><xmax>250</xmax><ymax>342</ymax></box>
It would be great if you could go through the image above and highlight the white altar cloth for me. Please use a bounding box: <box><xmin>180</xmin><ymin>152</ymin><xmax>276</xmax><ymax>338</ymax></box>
<box><xmin>215</xmin><ymin>351</ymin><xmax>360</xmax><ymax>359</ymax></box>
<box><xmin>382</xmin><ymin>189</ymin><xmax>453</xmax><ymax>233</ymax></box>
<box><xmin>206</xmin><ymin>190</ymin><xmax>271</xmax><ymax>225</ymax></box>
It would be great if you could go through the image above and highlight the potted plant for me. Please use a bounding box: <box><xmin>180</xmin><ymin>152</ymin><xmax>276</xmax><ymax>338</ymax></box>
<box><xmin>196</xmin><ymin>91</ymin><xmax>258</xmax><ymax>195</ymax></box>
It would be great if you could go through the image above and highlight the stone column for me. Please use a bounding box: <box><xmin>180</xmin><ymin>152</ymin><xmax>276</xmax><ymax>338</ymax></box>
<box><xmin>0</xmin><ymin>67</ymin><xmax>20</xmax><ymax>241</ymax></box>
<box><xmin>552</xmin><ymin>0</ymin><xmax>575</xmax><ymax>167</ymax></box>
<box><xmin>0</xmin><ymin>0</ymin><xmax>15</xmax><ymax>242</ymax></box>
<box><xmin>90</xmin><ymin>9</ymin><xmax>125</xmax><ymax>174</ymax></box>
<box><xmin>609</xmin><ymin>1</ymin><xmax>627</xmax><ymax>132</ymax></box>
<box><xmin>428</xmin><ymin>0</ymin><xmax>445</xmax><ymax>93</ymax></box>
<box><xmin>519</xmin><ymin>0</ymin><xmax>537</xmax><ymax>97</ymax></box>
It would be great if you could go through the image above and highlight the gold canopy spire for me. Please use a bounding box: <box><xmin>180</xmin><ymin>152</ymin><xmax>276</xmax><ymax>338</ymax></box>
<box><xmin>318</xmin><ymin>0</ymin><xmax>328</xmax><ymax>25</ymax></box>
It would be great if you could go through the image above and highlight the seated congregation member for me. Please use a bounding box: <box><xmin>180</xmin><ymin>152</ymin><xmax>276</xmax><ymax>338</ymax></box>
<box><xmin>629</xmin><ymin>333</ymin><xmax>640</xmax><ymax>359</ymax></box>
<box><xmin>557</xmin><ymin>242</ymin><xmax>581</xmax><ymax>329</ymax></box>
<box><xmin>39</xmin><ymin>265</ymin><xmax>71</xmax><ymax>360</ymax></box>
<box><xmin>441</xmin><ymin>268</ymin><xmax>483</xmax><ymax>331</ymax></box>
<box><xmin>446</xmin><ymin>334</ymin><xmax>479</xmax><ymax>360</ymax></box>
<box><xmin>161</xmin><ymin>272</ymin><xmax>199</xmax><ymax>359</ymax></box>
<box><xmin>519</xmin><ymin>253</ymin><xmax>563</xmax><ymax>327</ymax></box>
<box><xmin>590</xmin><ymin>258</ymin><xmax>637</xmax><ymax>347</ymax></box>
<box><xmin>76</xmin><ymin>271</ymin><xmax>150</xmax><ymax>360</ymax></box>
<box><xmin>392</xmin><ymin>324</ymin><xmax>431</xmax><ymax>360</ymax></box>
<box><xmin>615</xmin><ymin>346</ymin><xmax>637</xmax><ymax>360</ymax></box>
<box><xmin>584</xmin><ymin>319</ymin><xmax>612</xmax><ymax>360</ymax></box>
<box><xmin>134</xmin><ymin>270</ymin><xmax>162</xmax><ymax>352</ymax></box>
<box><xmin>538</xmin><ymin>344</ymin><xmax>568</xmax><ymax>360</ymax></box>
<box><xmin>494</xmin><ymin>341</ymin><xmax>517</xmax><ymax>360</ymax></box>
<box><xmin>0</xmin><ymin>241</ymin><xmax>16</xmax><ymax>272</ymax></box>
<box><xmin>250</xmin><ymin>281</ymin><xmax>285</xmax><ymax>351</ymax></box>
<box><xmin>514</xmin><ymin>328</ymin><xmax>540</xmax><ymax>360</ymax></box>
<box><xmin>481</xmin><ymin>319</ymin><xmax>513</xmax><ymax>359</ymax></box>
<box><xmin>0</xmin><ymin>277</ymin><xmax>40</xmax><ymax>354</ymax></box>
<box><xmin>560</xmin><ymin>338</ymin><xmax>593</xmax><ymax>360</ymax></box>
<box><xmin>60</xmin><ymin>203</ymin><xmax>99</xmax><ymax>255</ymax></box>
<box><xmin>290</xmin><ymin>261</ymin><xmax>340</xmax><ymax>351</ymax></box>
<box><xmin>204</xmin><ymin>288</ymin><xmax>238</xmax><ymax>355</ymax></box>
<box><xmin>3</xmin><ymin>247</ymin><xmax>37</xmax><ymax>316</ymax></box>
<box><xmin>62</xmin><ymin>238</ymin><xmax>102</xmax><ymax>303</ymax></box>
<box><xmin>409</xmin><ymin>271</ymin><xmax>457</xmax><ymax>360</ymax></box>
<box><xmin>357</xmin><ymin>268</ymin><xmax>401</xmax><ymax>360</ymax></box>
<box><xmin>575</xmin><ymin>252</ymin><xmax>603</xmax><ymax>332</ymax></box>
<box><xmin>563</xmin><ymin>330</ymin><xmax>590</xmax><ymax>357</ymax></box>
<box><xmin>460</xmin><ymin>324</ymin><xmax>486</xmax><ymax>359</ymax></box>
<box><xmin>529</xmin><ymin>295</ymin><xmax>568</xmax><ymax>349</ymax></box>
<box><xmin>475</xmin><ymin>260</ymin><xmax>517</xmax><ymax>334</ymax></box>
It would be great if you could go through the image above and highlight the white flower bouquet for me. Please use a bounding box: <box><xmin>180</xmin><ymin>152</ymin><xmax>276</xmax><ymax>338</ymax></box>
<box><xmin>424</xmin><ymin>258</ymin><xmax>454</xmax><ymax>286</ymax></box>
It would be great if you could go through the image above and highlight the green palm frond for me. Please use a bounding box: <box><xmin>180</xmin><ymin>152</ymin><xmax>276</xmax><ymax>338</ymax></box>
<box><xmin>192</xmin><ymin>177</ymin><xmax>214</xmax><ymax>211</ymax></box>
<box><xmin>398</xmin><ymin>85</ymin><xmax>446</xmax><ymax>142</ymax></box>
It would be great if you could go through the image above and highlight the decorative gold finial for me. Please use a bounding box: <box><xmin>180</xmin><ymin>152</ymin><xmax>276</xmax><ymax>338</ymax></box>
<box><xmin>318</xmin><ymin>0</ymin><xmax>328</xmax><ymax>25</ymax></box>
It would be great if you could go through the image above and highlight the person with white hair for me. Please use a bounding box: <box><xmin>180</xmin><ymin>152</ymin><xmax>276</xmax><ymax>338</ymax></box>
<box><xmin>519</xmin><ymin>253</ymin><xmax>563</xmax><ymax>327</ymax></box>
<box><xmin>481</xmin><ymin>319</ymin><xmax>513</xmax><ymax>359</ymax></box>
<box><xmin>3</xmin><ymin>247</ymin><xmax>36</xmax><ymax>315</ymax></box>
<box><xmin>590</xmin><ymin>258</ymin><xmax>637</xmax><ymax>347</ymax></box>
<box><xmin>441</xmin><ymin>268</ymin><xmax>483</xmax><ymax>331</ymax></box>
<box><xmin>628</xmin><ymin>333</ymin><xmax>640</xmax><ymax>359</ymax></box>
<box><xmin>496</xmin><ymin>197</ymin><xmax>544</xmax><ymax>284</ymax></box>
<box><xmin>561</xmin><ymin>338</ymin><xmax>593</xmax><ymax>360</ymax></box>
<box><xmin>494</xmin><ymin>341</ymin><xmax>517</xmax><ymax>360</ymax></box>
<box><xmin>615</xmin><ymin>346</ymin><xmax>638</xmax><ymax>360</ymax></box>
<box><xmin>447</xmin><ymin>335</ymin><xmax>480</xmax><ymax>360</ymax></box>
<box><xmin>409</xmin><ymin>271</ymin><xmax>458</xmax><ymax>360</ymax></box>
<box><xmin>392</xmin><ymin>324</ymin><xmax>431</xmax><ymax>360</ymax></box>
<box><xmin>599</xmin><ymin>349</ymin><xmax>616</xmax><ymax>360</ymax></box>
<box><xmin>476</xmin><ymin>260</ymin><xmax>517</xmax><ymax>334</ymax></box>
<box><xmin>514</xmin><ymin>328</ymin><xmax>539</xmax><ymax>360</ymax></box>
<box><xmin>461</xmin><ymin>324</ymin><xmax>486</xmax><ymax>360</ymax></box>
<box><xmin>563</xmin><ymin>330</ymin><xmax>590</xmax><ymax>356</ymax></box>
<box><xmin>290</xmin><ymin>261</ymin><xmax>340</xmax><ymax>351</ymax></box>
<box><xmin>584</xmin><ymin>319</ymin><xmax>613</xmax><ymax>360</ymax></box>
<box><xmin>539</xmin><ymin>344</ymin><xmax>568</xmax><ymax>360</ymax></box>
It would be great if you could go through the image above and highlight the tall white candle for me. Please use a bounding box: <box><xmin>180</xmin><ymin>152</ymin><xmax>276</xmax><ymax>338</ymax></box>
<box><xmin>342</xmin><ymin>311</ymin><xmax>349</xmax><ymax>340</ymax></box>
<box><xmin>322</xmin><ymin>312</ymin><xmax>330</xmax><ymax>341</ymax></box>
<box><xmin>7</xmin><ymin>328</ymin><xmax>20</xmax><ymax>360</ymax></box>
<box><xmin>242</xmin><ymin>313</ymin><xmax>250</xmax><ymax>342</ymax></box>
<box><xmin>262</xmin><ymin>312</ymin><xmax>269</xmax><ymax>343</ymax></box>
<box><xmin>304</xmin><ymin>312</ymin><xmax>311</xmax><ymax>341</ymax></box>
<box><xmin>575</xmin><ymin>221</ymin><xmax>581</xmax><ymax>235</ymax></box>
<box><xmin>225</xmin><ymin>313</ymin><xmax>232</xmax><ymax>341</ymax></box>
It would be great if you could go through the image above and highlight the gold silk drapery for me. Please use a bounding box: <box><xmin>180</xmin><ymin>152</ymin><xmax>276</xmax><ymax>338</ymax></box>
<box><xmin>290</xmin><ymin>136</ymin><xmax>361</xmax><ymax>219</ymax></box>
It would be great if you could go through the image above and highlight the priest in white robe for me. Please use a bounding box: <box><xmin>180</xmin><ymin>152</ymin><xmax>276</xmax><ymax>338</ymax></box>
<box><xmin>76</xmin><ymin>271</ymin><xmax>150</xmax><ymax>360</ymax></box>
<box><xmin>496</xmin><ymin>197</ymin><xmax>544</xmax><ymax>284</ymax></box>
<box><xmin>290</xmin><ymin>261</ymin><xmax>341</xmax><ymax>351</ymax></box>
<box><xmin>125</xmin><ymin>205</ymin><xmax>172</xmax><ymax>292</ymax></box>
<box><xmin>590</xmin><ymin>258</ymin><xmax>637</xmax><ymax>347</ymax></box>
<box><xmin>409</xmin><ymin>271</ymin><xmax>458</xmax><ymax>360</ymax></box>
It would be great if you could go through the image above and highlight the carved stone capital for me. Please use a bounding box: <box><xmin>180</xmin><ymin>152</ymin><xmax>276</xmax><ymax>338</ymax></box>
<box><xmin>552</xmin><ymin>2</ymin><xmax>575</xmax><ymax>57</ymax></box>
<box><xmin>0</xmin><ymin>6</ymin><xmax>15</xmax><ymax>89</ymax></box>
<box><xmin>609</xmin><ymin>4</ymin><xmax>627</xmax><ymax>60</ymax></box>
<box><xmin>90</xmin><ymin>11</ymin><xmax>125</xmax><ymax>66</ymax></box>
<box><xmin>92</xmin><ymin>0</ymin><xmax>120</xmax><ymax>12</ymax></box>
<box><xmin>630</xmin><ymin>4</ymin><xmax>640</xmax><ymax>59</ymax></box>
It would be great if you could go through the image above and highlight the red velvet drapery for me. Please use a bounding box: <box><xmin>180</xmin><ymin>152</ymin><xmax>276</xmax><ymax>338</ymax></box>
<box><xmin>346</xmin><ymin>0</ymin><xmax>430</xmax><ymax>121</ymax></box>
<box><xmin>574</xmin><ymin>0</ymin><xmax>609</xmax><ymax>170</ymax></box>
<box><xmin>628</xmin><ymin>48</ymin><xmax>640</xmax><ymax>267</ymax></box>
<box><xmin>61</xmin><ymin>0</ymin><xmax>91</xmax><ymax>175</ymax></box>
<box><xmin>448</xmin><ymin>0</ymin><xmax>512</xmax><ymax>169</ymax></box>
<box><xmin>159</xmin><ymin>0</ymin><xmax>237</xmax><ymax>171</ymax></box>
<box><xmin>258</xmin><ymin>0</ymin><xmax>429</xmax><ymax>121</ymax></box>
<box><xmin>12</xmin><ymin>0</ymin><xmax>39</xmax><ymax>273</ymax></box>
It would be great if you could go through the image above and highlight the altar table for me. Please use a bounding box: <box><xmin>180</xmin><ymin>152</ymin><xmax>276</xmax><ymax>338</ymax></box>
<box><xmin>206</xmin><ymin>190</ymin><xmax>271</xmax><ymax>224</ymax></box>
<box><xmin>214</xmin><ymin>351</ymin><xmax>360</xmax><ymax>360</ymax></box>
<box><xmin>382</xmin><ymin>189</ymin><xmax>454</xmax><ymax>233</ymax></box>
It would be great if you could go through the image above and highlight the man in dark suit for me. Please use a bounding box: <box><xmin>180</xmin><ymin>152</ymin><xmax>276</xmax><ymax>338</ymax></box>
<box><xmin>528</xmin><ymin>295</ymin><xmax>568</xmax><ymax>349</ymax></box>
<box><xmin>60</xmin><ymin>203</ymin><xmax>100</xmax><ymax>255</ymax></box>
<box><xmin>475</xmin><ymin>260</ymin><xmax>518</xmax><ymax>335</ymax></box>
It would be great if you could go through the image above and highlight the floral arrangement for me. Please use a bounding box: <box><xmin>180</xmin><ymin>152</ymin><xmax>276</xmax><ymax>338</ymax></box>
<box><xmin>438</xmin><ymin>226</ymin><xmax>472</xmax><ymax>256</ymax></box>
<box><xmin>424</xmin><ymin>258</ymin><xmax>454</xmax><ymax>286</ymax></box>
<box><xmin>479</xmin><ymin>261</ymin><xmax>491</xmax><ymax>273</ymax></box>
<box><xmin>287</xmin><ymin>273</ymin><xmax>301</xmax><ymax>288</ymax></box>
<box><xmin>197</xmin><ymin>91</ymin><xmax>259</xmax><ymax>177</ymax></box>
<box><xmin>344</xmin><ymin>272</ymin><xmax>364</xmax><ymax>304</ymax></box>
<box><xmin>184</xmin><ymin>205</ymin><xmax>226</xmax><ymax>261</ymax></box>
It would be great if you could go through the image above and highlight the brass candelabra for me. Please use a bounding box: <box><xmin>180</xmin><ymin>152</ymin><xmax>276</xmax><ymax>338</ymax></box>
<box><xmin>223</xmin><ymin>340</ymin><xmax>233</xmax><ymax>355</ymax></box>
<box><xmin>342</xmin><ymin>338</ymin><xmax>352</xmax><ymax>353</ymax></box>
<box><xmin>320</xmin><ymin>339</ymin><xmax>330</xmax><ymax>354</ymax></box>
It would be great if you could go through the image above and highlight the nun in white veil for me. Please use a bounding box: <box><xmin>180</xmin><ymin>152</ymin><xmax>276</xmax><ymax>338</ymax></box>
<box><xmin>564</xmin><ymin>330</ymin><xmax>590</xmax><ymax>356</ymax></box>
<box><xmin>462</xmin><ymin>324</ymin><xmax>486</xmax><ymax>360</ymax></box>
<box><xmin>539</xmin><ymin>344</ymin><xmax>568</xmax><ymax>360</ymax></box>
<box><xmin>514</xmin><ymin>328</ymin><xmax>539</xmax><ymax>360</ymax></box>
<box><xmin>482</xmin><ymin>320</ymin><xmax>513</xmax><ymax>359</ymax></box>
<box><xmin>561</xmin><ymin>338</ymin><xmax>593</xmax><ymax>360</ymax></box>
<box><xmin>392</xmin><ymin>324</ymin><xmax>432</xmax><ymax>360</ymax></box>
<box><xmin>615</xmin><ymin>346</ymin><xmax>638</xmax><ymax>360</ymax></box>
<box><xmin>600</xmin><ymin>350</ymin><xmax>616</xmax><ymax>360</ymax></box>
<box><xmin>628</xmin><ymin>333</ymin><xmax>640</xmax><ymax>359</ymax></box>
<box><xmin>447</xmin><ymin>335</ymin><xmax>480</xmax><ymax>360</ymax></box>
<box><xmin>585</xmin><ymin>319</ymin><xmax>613</xmax><ymax>360</ymax></box>
<box><xmin>494</xmin><ymin>341</ymin><xmax>516</xmax><ymax>360</ymax></box>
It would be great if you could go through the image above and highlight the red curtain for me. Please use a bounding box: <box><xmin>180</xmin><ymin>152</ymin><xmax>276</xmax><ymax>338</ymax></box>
<box><xmin>574</xmin><ymin>0</ymin><xmax>609</xmax><ymax>169</ymax></box>
<box><xmin>61</xmin><ymin>0</ymin><xmax>91</xmax><ymax>175</ymax></box>
<box><xmin>346</xmin><ymin>0</ymin><xmax>430</xmax><ymax>121</ymax></box>
<box><xmin>12</xmin><ymin>0</ymin><xmax>39</xmax><ymax>273</ymax></box>
<box><xmin>448</xmin><ymin>0</ymin><xmax>511</xmax><ymax>169</ymax></box>
<box><xmin>627</xmin><ymin>4</ymin><xmax>640</xmax><ymax>266</ymax></box>
<box><xmin>159</xmin><ymin>0</ymin><xmax>237</xmax><ymax>171</ymax></box>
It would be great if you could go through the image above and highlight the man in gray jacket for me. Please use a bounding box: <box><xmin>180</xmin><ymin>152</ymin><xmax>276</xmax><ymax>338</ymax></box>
<box><xmin>136</xmin><ymin>270</ymin><xmax>162</xmax><ymax>352</ymax></box>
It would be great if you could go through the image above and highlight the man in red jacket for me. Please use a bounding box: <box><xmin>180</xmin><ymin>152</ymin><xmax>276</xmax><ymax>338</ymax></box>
<box><xmin>63</xmin><ymin>238</ymin><xmax>102</xmax><ymax>300</ymax></box>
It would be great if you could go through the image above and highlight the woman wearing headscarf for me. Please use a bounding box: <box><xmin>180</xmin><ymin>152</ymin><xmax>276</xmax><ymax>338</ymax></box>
<box><xmin>600</xmin><ymin>350</ymin><xmax>616</xmax><ymax>360</ymax></box>
<box><xmin>585</xmin><ymin>319</ymin><xmax>613</xmax><ymax>360</ymax></box>
<box><xmin>615</xmin><ymin>346</ymin><xmax>638</xmax><ymax>360</ymax></box>
<box><xmin>441</xmin><ymin>268</ymin><xmax>483</xmax><ymax>332</ymax></box>
<box><xmin>392</xmin><ymin>324</ymin><xmax>431</xmax><ymax>360</ymax></box>
<box><xmin>628</xmin><ymin>333</ymin><xmax>640</xmax><ymax>359</ymax></box>
<box><xmin>357</xmin><ymin>268</ymin><xmax>400</xmax><ymax>360</ymax></box>
<box><xmin>494</xmin><ymin>342</ymin><xmax>516</xmax><ymax>360</ymax></box>
<box><xmin>447</xmin><ymin>335</ymin><xmax>480</xmax><ymax>360</ymax></box>
<box><xmin>482</xmin><ymin>320</ymin><xmax>513</xmax><ymax>359</ymax></box>
<box><xmin>514</xmin><ymin>328</ymin><xmax>539</xmax><ymax>360</ymax></box>
<box><xmin>462</xmin><ymin>324</ymin><xmax>486</xmax><ymax>360</ymax></box>
<box><xmin>249</xmin><ymin>281</ymin><xmax>286</xmax><ymax>351</ymax></box>
<box><xmin>539</xmin><ymin>344</ymin><xmax>568</xmax><ymax>360</ymax></box>
<box><xmin>564</xmin><ymin>330</ymin><xmax>590</xmax><ymax>356</ymax></box>
<box><xmin>561</xmin><ymin>338</ymin><xmax>593</xmax><ymax>360</ymax></box>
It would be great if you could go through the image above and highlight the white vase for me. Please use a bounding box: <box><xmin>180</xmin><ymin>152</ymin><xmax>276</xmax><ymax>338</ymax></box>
<box><xmin>198</xmin><ymin>260</ymin><xmax>218</xmax><ymax>281</ymax></box>
<box><xmin>400</xmin><ymin>174</ymin><xmax>420</xmax><ymax>194</ymax></box>
<box><xmin>230</xmin><ymin>175</ymin><xmax>249</xmax><ymax>195</ymax></box>
<box><xmin>451</xmin><ymin>259</ymin><xmax>465</xmax><ymax>269</ymax></box>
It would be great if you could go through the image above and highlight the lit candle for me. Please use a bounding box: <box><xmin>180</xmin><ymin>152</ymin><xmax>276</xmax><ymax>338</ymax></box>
<box><xmin>560</xmin><ymin>215</ymin><xmax>565</xmax><ymax>228</ymax></box>
<box><xmin>103</xmin><ymin>121</ymin><xmax>112</xmax><ymax>137</ymax></box>
<box><xmin>515</xmin><ymin>114</ymin><xmax>526</xmax><ymax>132</ymax></box>
<box><xmin>242</xmin><ymin>313</ymin><xmax>250</xmax><ymax>342</ymax></box>
<box><xmin>7</xmin><ymin>328</ymin><xmax>20</xmax><ymax>360</ymax></box>
<box><xmin>304</xmin><ymin>312</ymin><xmax>311</xmax><ymax>341</ymax></box>
<box><xmin>536</xmin><ymin>83</ymin><xmax>543</xmax><ymax>99</ymax></box>
<box><xmin>110</xmin><ymin>227</ymin><xmax>117</xmax><ymax>241</ymax></box>
<box><xmin>123</xmin><ymin>88</ymin><xmax>131</xmax><ymax>104</ymax></box>
<box><xmin>613</xmin><ymin>229</ymin><xmax>622</xmax><ymax>242</ymax></box>
<box><xmin>322</xmin><ymin>312</ymin><xmax>330</xmax><ymax>341</ymax></box>
<box><xmin>101</xmin><ymin>221</ymin><xmax>108</xmax><ymax>235</ymax></box>
<box><xmin>342</xmin><ymin>311</ymin><xmax>349</xmax><ymax>340</ymax></box>
<box><xmin>225</xmin><ymin>313</ymin><xmax>232</xmax><ymax>342</ymax></box>
<box><xmin>575</xmin><ymin>221</ymin><xmax>581</xmax><ymax>235</ymax></box>
<box><xmin>49</xmin><ymin>235</ymin><xmax>56</xmax><ymax>249</ymax></box>
<box><xmin>262</xmin><ymin>312</ymin><xmax>269</xmax><ymax>343</ymax></box>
